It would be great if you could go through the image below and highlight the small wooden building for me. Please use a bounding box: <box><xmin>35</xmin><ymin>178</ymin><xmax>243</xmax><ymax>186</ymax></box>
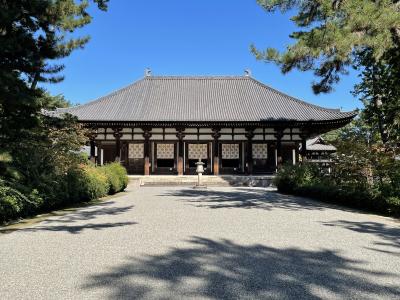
<box><xmin>53</xmin><ymin>71</ymin><xmax>356</xmax><ymax>175</ymax></box>
<box><xmin>301</xmin><ymin>136</ymin><xmax>337</xmax><ymax>173</ymax></box>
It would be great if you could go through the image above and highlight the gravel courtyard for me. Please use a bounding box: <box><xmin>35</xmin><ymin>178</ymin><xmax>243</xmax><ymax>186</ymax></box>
<box><xmin>1</xmin><ymin>185</ymin><xmax>399</xmax><ymax>299</ymax></box>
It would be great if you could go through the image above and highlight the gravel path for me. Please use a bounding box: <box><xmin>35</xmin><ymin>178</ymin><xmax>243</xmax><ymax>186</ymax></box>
<box><xmin>1</xmin><ymin>185</ymin><xmax>399</xmax><ymax>299</ymax></box>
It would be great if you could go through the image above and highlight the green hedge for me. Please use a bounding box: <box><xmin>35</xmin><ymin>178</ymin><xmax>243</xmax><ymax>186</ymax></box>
<box><xmin>101</xmin><ymin>162</ymin><xmax>128</xmax><ymax>194</ymax></box>
<box><xmin>274</xmin><ymin>164</ymin><xmax>400</xmax><ymax>217</ymax></box>
<box><xmin>67</xmin><ymin>164</ymin><xmax>110</xmax><ymax>202</ymax></box>
<box><xmin>0</xmin><ymin>163</ymin><xmax>128</xmax><ymax>224</ymax></box>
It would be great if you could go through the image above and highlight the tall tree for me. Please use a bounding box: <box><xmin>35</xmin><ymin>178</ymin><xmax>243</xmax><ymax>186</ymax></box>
<box><xmin>353</xmin><ymin>48</ymin><xmax>400</xmax><ymax>144</ymax></box>
<box><xmin>0</xmin><ymin>0</ymin><xmax>108</xmax><ymax>143</ymax></box>
<box><xmin>252</xmin><ymin>0</ymin><xmax>400</xmax><ymax>94</ymax></box>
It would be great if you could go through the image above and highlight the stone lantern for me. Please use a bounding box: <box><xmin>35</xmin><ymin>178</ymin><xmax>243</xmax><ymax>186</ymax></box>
<box><xmin>194</xmin><ymin>158</ymin><xmax>206</xmax><ymax>189</ymax></box>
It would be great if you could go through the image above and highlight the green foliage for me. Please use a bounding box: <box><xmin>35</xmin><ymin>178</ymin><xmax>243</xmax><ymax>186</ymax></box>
<box><xmin>39</xmin><ymin>92</ymin><xmax>72</xmax><ymax>110</ymax></box>
<box><xmin>0</xmin><ymin>2</ymin><xmax>130</xmax><ymax>225</ymax></box>
<box><xmin>0</xmin><ymin>162</ymin><xmax>129</xmax><ymax>224</ymax></box>
<box><xmin>102</xmin><ymin>163</ymin><xmax>128</xmax><ymax>194</ymax></box>
<box><xmin>0</xmin><ymin>0</ymin><xmax>108</xmax><ymax>142</ymax></box>
<box><xmin>252</xmin><ymin>0</ymin><xmax>400</xmax><ymax>94</ymax></box>
<box><xmin>274</xmin><ymin>163</ymin><xmax>321</xmax><ymax>193</ymax></box>
<box><xmin>353</xmin><ymin>48</ymin><xmax>400</xmax><ymax>144</ymax></box>
<box><xmin>67</xmin><ymin>164</ymin><xmax>110</xmax><ymax>202</ymax></box>
<box><xmin>275</xmin><ymin>149</ymin><xmax>400</xmax><ymax>217</ymax></box>
<box><xmin>0</xmin><ymin>180</ymin><xmax>43</xmax><ymax>223</ymax></box>
<box><xmin>5</xmin><ymin>114</ymin><xmax>89</xmax><ymax>190</ymax></box>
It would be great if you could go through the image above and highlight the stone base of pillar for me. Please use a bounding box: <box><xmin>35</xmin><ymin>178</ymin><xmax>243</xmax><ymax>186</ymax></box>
<box><xmin>213</xmin><ymin>157</ymin><xmax>219</xmax><ymax>175</ymax></box>
<box><xmin>177</xmin><ymin>157</ymin><xmax>183</xmax><ymax>175</ymax></box>
<box><xmin>144</xmin><ymin>157</ymin><xmax>150</xmax><ymax>175</ymax></box>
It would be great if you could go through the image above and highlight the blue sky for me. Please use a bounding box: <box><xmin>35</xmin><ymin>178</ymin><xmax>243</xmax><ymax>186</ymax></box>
<box><xmin>44</xmin><ymin>0</ymin><xmax>360</xmax><ymax>112</ymax></box>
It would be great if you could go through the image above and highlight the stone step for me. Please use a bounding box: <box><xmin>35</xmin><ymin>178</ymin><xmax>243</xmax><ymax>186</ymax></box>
<box><xmin>128</xmin><ymin>175</ymin><xmax>276</xmax><ymax>187</ymax></box>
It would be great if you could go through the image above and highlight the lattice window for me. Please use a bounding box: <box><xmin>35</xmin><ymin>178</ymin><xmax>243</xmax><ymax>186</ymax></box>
<box><xmin>252</xmin><ymin>143</ymin><xmax>268</xmax><ymax>159</ymax></box>
<box><xmin>128</xmin><ymin>143</ymin><xmax>144</xmax><ymax>159</ymax></box>
<box><xmin>188</xmin><ymin>144</ymin><xmax>208</xmax><ymax>159</ymax></box>
<box><xmin>222</xmin><ymin>144</ymin><xmax>239</xmax><ymax>159</ymax></box>
<box><xmin>157</xmin><ymin>144</ymin><xmax>175</xmax><ymax>159</ymax></box>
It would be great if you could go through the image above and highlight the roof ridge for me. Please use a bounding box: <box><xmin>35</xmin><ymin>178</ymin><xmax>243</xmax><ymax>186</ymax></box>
<box><xmin>146</xmin><ymin>75</ymin><xmax>249</xmax><ymax>79</ymax></box>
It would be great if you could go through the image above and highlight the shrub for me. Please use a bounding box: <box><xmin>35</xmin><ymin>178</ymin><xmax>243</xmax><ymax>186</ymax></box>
<box><xmin>274</xmin><ymin>163</ymin><xmax>321</xmax><ymax>193</ymax></box>
<box><xmin>0</xmin><ymin>162</ymin><xmax>128</xmax><ymax>224</ymax></box>
<box><xmin>67</xmin><ymin>164</ymin><xmax>110</xmax><ymax>202</ymax></box>
<box><xmin>274</xmin><ymin>163</ymin><xmax>400</xmax><ymax>217</ymax></box>
<box><xmin>0</xmin><ymin>181</ymin><xmax>43</xmax><ymax>223</ymax></box>
<box><xmin>102</xmin><ymin>162</ymin><xmax>128</xmax><ymax>194</ymax></box>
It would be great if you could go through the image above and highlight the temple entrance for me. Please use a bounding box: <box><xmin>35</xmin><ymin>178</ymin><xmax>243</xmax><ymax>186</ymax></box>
<box><xmin>102</xmin><ymin>144</ymin><xmax>117</xmax><ymax>164</ymax></box>
<box><xmin>186</xmin><ymin>143</ymin><xmax>210</xmax><ymax>174</ymax></box>
<box><xmin>252</xmin><ymin>143</ymin><xmax>268</xmax><ymax>173</ymax></box>
<box><xmin>220</xmin><ymin>143</ymin><xmax>242</xmax><ymax>174</ymax></box>
<box><xmin>252</xmin><ymin>143</ymin><xmax>276</xmax><ymax>173</ymax></box>
<box><xmin>154</xmin><ymin>142</ymin><xmax>176</xmax><ymax>174</ymax></box>
<box><xmin>127</xmin><ymin>143</ymin><xmax>144</xmax><ymax>174</ymax></box>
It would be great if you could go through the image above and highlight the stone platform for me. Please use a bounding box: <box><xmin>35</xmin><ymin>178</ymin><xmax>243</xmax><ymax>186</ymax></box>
<box><xmin>128</xmin><ymin>175</ymin><xmax>276</xmax><ymax>188</ymax></box>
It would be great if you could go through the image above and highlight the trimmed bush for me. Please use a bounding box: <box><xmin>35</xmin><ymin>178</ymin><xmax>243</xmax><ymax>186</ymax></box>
<box><xmin>102</xmin><ymin>162</ymin><xmax>128</xmax><ymax>194</ymax></box>
<box><xmin>1</xmin><ymin>163</ymin><xmax>128</xmax><ymax>224</ymax></box>
<box><xmin>67</xmin><ymin>164</ymin><xmax>110</xmax><ymax>202</ymax></box>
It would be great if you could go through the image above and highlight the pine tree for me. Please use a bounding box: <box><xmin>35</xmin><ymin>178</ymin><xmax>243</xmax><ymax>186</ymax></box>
<box><xmin>0</xmin><ymin>0</ymin><xmax>108</xmax><ymax>143</ymax></box>
<box><xmin>252</xmin><ymin>0</ymin><xmax>400</xmax><ymax>93</ymax></box>
<box><xmin>353</xmin><ymin>48</ymin><xmax>400</xmax><ymax>144</ymax></box>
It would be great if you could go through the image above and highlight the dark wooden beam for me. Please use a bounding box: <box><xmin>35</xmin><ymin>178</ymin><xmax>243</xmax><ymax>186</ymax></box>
<box><xmin>142</xmin><ymin>127</ymin><xmax>152</xmax><ymax>175</ymax></box>
<box><xmin>211</xmin><ymin>127</ymin><xmax>221</xmax><ymax>175</ymax></box>
<box><xmin>112</xmin><ymin>127</ymin><xmax>123</xmax><ymax>161</ymax></box>
<box><xmin>176</xmin><ymin>128</ymin><xmax>185</xmax><ymax>176</ymax></box>
<box><xmin>245</xmin><ymin>128</ymin><xmax>255</xmax><ymax>174</ymax></box>
<box><xmin>274</xmin><ymin>129</ymin><xmax>284</xmax><ymax>168</ymax></box>
<box><xmin>300</xmin><ymin>133</ymin><xmax>308</xmax><ymax>162</ymax></box>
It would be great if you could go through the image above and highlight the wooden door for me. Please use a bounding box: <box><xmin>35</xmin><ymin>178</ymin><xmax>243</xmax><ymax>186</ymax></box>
<box><xmin>127</xmin><ymin>143</ymin><xmax>145</xmax><ymax>174</ymax></box>
<box><xmin>252</xmin><ymin>143</ymin><xmax>269</xmax><ymax>173</ymax></box>
<box><xmin>219</xmin><ymin>143</ymin><xmax>242</xmax><ymax>174</ymax></box>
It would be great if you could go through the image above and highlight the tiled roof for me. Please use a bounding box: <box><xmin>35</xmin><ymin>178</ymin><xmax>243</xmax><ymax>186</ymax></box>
<box><xmin>305</xmin><ymin>136</ymin><xmax>337</xmax><ymax>151</ymax></box>
<box><xmin>53</xmin><ymin>76</ymin><xmax>357</xmax><ymax>123</ymax></box>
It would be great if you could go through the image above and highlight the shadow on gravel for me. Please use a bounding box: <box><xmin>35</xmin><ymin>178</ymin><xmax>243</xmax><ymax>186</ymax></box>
<box><xmin>20</xmin><ymin>221</ymin><xmax>137</xmax><ymax>234</ymax></box>
<box><xmin>322</xmin><ymin>220</ymin><xmax>400</xmax><ymax>253</ymax></box>
<box><xmin>18</xmin><ymin>202</ymin><xmax>136</xmax><ymax>234</ymax></box>
<box><xmin>82</xmin><ymin>236</ymin><xmax>400</xmax><ymax>299</ymax></box>
<box><xmin>161</xmin><ymin>188</ymin><xmax>327</xmax><ymax>211</ymax></box>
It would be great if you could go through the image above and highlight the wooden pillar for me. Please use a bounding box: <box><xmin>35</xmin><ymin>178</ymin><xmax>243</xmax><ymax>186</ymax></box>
<box><xmin>89</xmin><ymin>139</ymin><xmax>96</xmax><ymax>163</ymax></box>
<box><xmin>143</xmin><ymin>128</ymin><xmax>152</xmax><ymax>175</ymax></box>
<box><xmin>176</xmin><ymin>128</ymin><xmax>185</xmax><ymax>176</ymax></box>
<box><xmin>299</xmin><ymin>128</ymin><xmax>310</xmax><ymax>163</ymax></box>
<box><xmin>245</xmin><ymin>128</ymin><xmax>254</xmax><ymax>174</ymax></box>
<box><xmin>300</xmin><ymin>135</ymin><xmax>307</xmax><ymax>162</ymax></box>
<box><xmin>88</xmin><ymin>128</ymin><xmax>98</xmax><ymax>164</ymax></box>
<box><xmin>113</xmin><ymin>127</ymin><xmax>123</xmax><ymax>162</ymax></box>
<box><xmin>274</xmin><ymin>129</ymin><xmax>284</xmax><ymax>168</ymax></box>
<box><xmin>212</xmin><ymin>128</ymin><xmax>221</xmax><ymax>175</ymax></box>
<box><xmin>90</xmin><ymin>139</ymin><xmax>96</xmax><ymax>157</ymax></box>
